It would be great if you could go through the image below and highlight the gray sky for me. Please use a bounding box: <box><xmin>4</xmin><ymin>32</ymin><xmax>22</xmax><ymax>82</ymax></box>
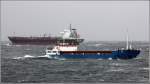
<box><xmin>1</xmin><ymin>1</ymin><xmax>149</xmax><ymax>41</ymax></box>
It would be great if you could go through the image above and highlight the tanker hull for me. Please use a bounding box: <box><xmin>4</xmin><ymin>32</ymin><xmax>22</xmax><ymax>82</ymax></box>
<box><xmin>8</xmin><ymin>36</ymin><xmax>59</xmax><ymax>45</ymax></box>
<box><xmin>8</xmin><ymin>36</ymin><xmax>84</xmax><ymax>45</ymax></box>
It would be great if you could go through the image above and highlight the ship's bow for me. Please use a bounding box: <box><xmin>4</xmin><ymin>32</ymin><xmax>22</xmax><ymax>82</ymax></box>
<box><xmin>117</xmin><ymin>49</ymin><xmax>140</xmax><ymax>59</ymax></box>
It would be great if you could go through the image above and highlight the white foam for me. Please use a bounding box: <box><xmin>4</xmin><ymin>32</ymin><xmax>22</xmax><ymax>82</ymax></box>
<box><xmin>13</xmin><ymin>57</ymin><xmax>24</xmax><ymax>60</ymax></box>
<box><xmin>24</xmin><ymin>55</ymin><xmax>35</xmax><ymax>58</ymax></box>
<box><xmin>37</xmin><ymin>55</ymin><xmax>48</xmax><ymax>58</ymax></box>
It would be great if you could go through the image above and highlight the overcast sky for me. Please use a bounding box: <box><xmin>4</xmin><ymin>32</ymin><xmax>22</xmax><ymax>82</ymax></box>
<box><xmin>1</xmin><ymin>1</ymin><xmax>149</xmax><ymax>41</ymax></box>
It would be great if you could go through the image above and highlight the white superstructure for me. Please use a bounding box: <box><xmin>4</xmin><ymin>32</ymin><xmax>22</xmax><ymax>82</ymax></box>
<box><xmin>59</xmin><ymin>24</ymin><xmax>79</xmax><ymax>39</ymax></box>
<box><xmin>45</xmin><ymin>45</ymin><xmax>78</xmax><ymax>57</ymax></box>
<box><xmin>45</xmin><ymin>24</ymin><xmax>82</xmax><ymax>57</ymax></box>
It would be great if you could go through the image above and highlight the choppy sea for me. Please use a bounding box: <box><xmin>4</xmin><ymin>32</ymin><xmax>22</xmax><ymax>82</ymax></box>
<box><xmin>1</xmin><ymin>41</ymin><xmax>149</xmax><ymax>83</ymax></box>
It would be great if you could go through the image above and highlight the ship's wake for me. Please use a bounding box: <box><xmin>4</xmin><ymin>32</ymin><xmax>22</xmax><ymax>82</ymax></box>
<box><xmin>12</xmin><ymin>55</ymin><xmax>66</xmax><ymax>60</ymax></box>
<box><xmin>12</xmin><ymin>55</ymin><xmax>46</xmax><ymax>59</ymax></box>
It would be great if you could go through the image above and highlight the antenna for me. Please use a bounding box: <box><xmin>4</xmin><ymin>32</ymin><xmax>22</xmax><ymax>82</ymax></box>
<box><xmin>70</xmin><ymin>24</ymin><xmax>72</xmax><ymax>30</ymax></box>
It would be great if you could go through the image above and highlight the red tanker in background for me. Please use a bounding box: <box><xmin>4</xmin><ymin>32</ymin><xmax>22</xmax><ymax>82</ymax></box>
<box><xmin>8</xmin><ymin>24</ymin><xmax>84</xmax><ymax>45</ymax></box>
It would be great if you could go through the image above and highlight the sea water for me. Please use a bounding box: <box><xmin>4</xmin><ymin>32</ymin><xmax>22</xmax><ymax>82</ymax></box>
<box><xmin>1</xmin><ymin>41</ymin><xmax>149</xmax><ymax>83</ymax></box>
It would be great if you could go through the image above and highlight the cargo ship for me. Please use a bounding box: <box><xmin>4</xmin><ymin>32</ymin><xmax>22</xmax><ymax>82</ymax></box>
<box><xmin>44</xmin><ymin>30</ymin><xmax>140</xmax><ymax>59</ymax></box>
<box><xmin>8</xmin><ymin>24</ymin><xmax>84</xmax><ymax>45</ymax></box>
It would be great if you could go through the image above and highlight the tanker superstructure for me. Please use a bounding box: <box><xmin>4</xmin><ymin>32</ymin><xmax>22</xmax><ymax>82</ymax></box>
<box><xmin>8</xmin><ymin>24</ymin><xmax>84</xmax><ymax>45</ymax></box>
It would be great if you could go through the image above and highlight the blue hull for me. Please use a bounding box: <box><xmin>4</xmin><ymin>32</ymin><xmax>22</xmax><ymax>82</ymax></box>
<box><xmin>51</xmin><ymin>50</ymin><xmax>140</xmax><ymax>59</ymax></box>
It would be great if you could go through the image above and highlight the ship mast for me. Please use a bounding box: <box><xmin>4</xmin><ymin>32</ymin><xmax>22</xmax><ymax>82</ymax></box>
<box><xmin>126</xmin><ymin>29</ymin><xmax>129</xmax><ymax>49</ymax></box>
<box><xmin>69</xmin><ymin>24</ymin><xmax>73</xmax><ymax>38</ymax></box>
<box><xmin>129</xmin><ymin>40</ymin><xmax>132</xmax><ymax>49</ymax></box>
